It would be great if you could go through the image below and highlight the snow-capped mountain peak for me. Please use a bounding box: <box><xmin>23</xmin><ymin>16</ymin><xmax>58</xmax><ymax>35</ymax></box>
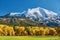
<box><xmin>9</xmin><ymin>7</ymin><xmax>58</xmax><ymax>19</ymax></box>
<box><xmin>9</xmin><ymin>7</ymin><xmax>59</xmax><ymax>21</ymax></box>
<box><xmin>27</xmin><ymin>7</ymin><xmax>43</xmax><ymax>17</ymax></box>
<box><xmin>7</xmin><ymin>7</ymin><xmax>60</xmax><ymax>27</ymax></box>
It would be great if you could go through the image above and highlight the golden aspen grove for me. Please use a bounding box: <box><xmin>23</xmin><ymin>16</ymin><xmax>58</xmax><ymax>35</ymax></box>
<box><xmin>0</xmin><ymin>24</ymin><xmax>59</xmax><ymax>36</ymax></box>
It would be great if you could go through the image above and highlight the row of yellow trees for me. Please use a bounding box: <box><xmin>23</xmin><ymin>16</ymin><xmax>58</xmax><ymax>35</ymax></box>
<box><xmin>0</xmin><ymin>24</ymin><xmax>60</xmax><ymax>36</ymax></box>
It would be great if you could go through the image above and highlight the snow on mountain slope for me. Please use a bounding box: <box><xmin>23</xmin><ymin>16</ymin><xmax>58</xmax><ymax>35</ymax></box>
<box><xmin>43</xmin><ymin>8</ymin><xmax>57</xmax><ymax>17</ymax></box>
<box><xmin>26</xmin><ymin>7</ymin><xmax>58</xmax><ymax>22</ymax></box>
<box><xmin>10</xmin><ymin>11</ymin><xmax>26</xmax><ymax>16</ymax></box>
<box><xmin>27</xmin><ymin>7</ymin><xmax>43</xmax><ymax>18</ymax></box>
<box><xmin>29</xmin><ymin>7</ymin><xmax>57</xmax><ymax>17</ymax></box>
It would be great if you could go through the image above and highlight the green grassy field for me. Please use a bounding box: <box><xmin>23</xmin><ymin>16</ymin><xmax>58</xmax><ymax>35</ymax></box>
<box><xmin>0</xmin><ymin>36</ymin><xmax>59</xmax><ymax>40</ymax></box>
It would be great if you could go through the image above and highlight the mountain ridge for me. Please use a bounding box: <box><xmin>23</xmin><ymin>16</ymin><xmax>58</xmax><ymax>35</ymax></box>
<box><xmin>0</xmin><ymin>7</ymin><xmax>60</xmax><ymax>27</ymax></box>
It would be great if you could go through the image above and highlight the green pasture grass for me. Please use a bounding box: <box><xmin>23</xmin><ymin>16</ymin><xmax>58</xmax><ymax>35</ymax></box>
<box><xmin>0</xmin><ymin>36</ymin><xmax>59</xmax><ymax>40</ymax></box>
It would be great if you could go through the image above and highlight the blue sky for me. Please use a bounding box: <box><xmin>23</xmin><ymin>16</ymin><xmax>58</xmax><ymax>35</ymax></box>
<box><xmin>0</xmin><ymin>0</ymin><xmax>60</xmax><ymax>16</ymax></box>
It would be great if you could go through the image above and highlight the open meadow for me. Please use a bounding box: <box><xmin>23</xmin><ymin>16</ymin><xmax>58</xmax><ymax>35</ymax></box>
<box><xmin>0</xmin><ymin>36</ymin><xmax>59</xmax><ymax>40</ymax></box>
